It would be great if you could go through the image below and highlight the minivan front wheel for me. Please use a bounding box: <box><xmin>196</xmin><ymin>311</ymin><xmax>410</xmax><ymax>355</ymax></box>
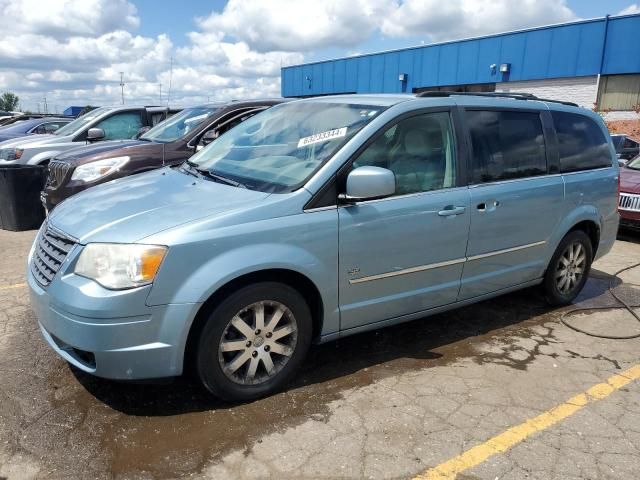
<box><xmin>543</xmin><ymin>230</ymin><xmax>593</xmax><ymax>306</ymax></box>
<box><xmin>196</xmin><ymin>282</ymin><xmax>312</xmax><ymax>401</ymax></box>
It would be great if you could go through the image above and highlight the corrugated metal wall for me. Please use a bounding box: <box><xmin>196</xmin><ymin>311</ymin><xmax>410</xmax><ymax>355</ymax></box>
<box><xmin>281</xmin><ymin>14</ymin><xmax>640</xmax><ymax>97</ymax></box>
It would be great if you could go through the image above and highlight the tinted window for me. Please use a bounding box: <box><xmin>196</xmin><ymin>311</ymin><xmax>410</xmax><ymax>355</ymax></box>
<box><xmin>467</xmin><ymin>110</ymin><xmax>546</xmax><ymax>183</ymax></box>
<box><xmin>353</xmin><ymin>112</ymin><xmax>456</xmax><ymax>195</ymax></box>
<box><xmin>551</xmin><ymin>111</ymin><xmax>611</xmax><ymax>172</ymax></box>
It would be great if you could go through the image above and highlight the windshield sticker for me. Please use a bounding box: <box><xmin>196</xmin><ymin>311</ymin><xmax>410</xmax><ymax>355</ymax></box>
<box><xmin>298</xmin><ymin>127</ymin><xmax>347</xmax><ymax>148</ymax></box>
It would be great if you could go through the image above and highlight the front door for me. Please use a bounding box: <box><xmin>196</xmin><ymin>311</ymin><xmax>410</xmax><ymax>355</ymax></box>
<box><xmin>338</xmin><ymin>111</ymin><xmax>471</xmax><ymax>330</ymax></box>
<box><xmin>458</xmin><ymin>108</ymin><xmax>564</xmax><ymax>300</ymax></box>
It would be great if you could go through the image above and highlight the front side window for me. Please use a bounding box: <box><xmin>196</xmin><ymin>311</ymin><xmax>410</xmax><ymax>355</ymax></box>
<box><xmin>551</xmin><ymin>111</ymin><xmax>611</xmax><ymax>172</ymax></box>
<box><xmin>142</xmin><ymin>106</ymin><xmax>219</xmax><ymax>143</ymax></box>
<box><xmin>467</xmin><ymin>110</ymin><xmax>547</xmax><ymax>183</ymax></box>
<box><xmin>352</xmin><ymin>112</ymin><xmax>456</xmax><ymax>195</ymax></box>
<box><xmin>53</xmin><ymin>107</ymin><xmax>110</xmax><ymax>136</ymax></box>
<box><xmin>42</xmin><ymin>122</ymin><xmax>67</xmax><ymax>133</ymax></box>
<box><xmin>188</xmin><ymin>101</ymin><xmax>386</xmax><ymax>193</ymax></box>
<box><xmin>94</xmin><ymin>112</ymin><xmax>144</xmax><ymax>140</ymax></box>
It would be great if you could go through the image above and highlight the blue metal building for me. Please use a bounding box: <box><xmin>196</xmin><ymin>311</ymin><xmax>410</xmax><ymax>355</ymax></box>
<box><xmin>281</xmin><ymin>14</ymin><xmax>640</xmax><ymax>111</ymax></box>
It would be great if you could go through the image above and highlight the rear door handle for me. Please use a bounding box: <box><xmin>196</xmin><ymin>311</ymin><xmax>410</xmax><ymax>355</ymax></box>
<box><xmin>438</xmin><ymin>206</ymin><xmax>466</xmax><ymax>217</ymax></box>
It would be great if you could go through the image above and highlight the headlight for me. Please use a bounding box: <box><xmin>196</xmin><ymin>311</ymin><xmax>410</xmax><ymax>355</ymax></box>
<box><xmin>74</xmin><ymin>243</ymin><xmax>167</xmax><ymax>290</ymax></box>
<box><xmin>71</xmin><ymin>156</ymin><xmax>129</xmax><ymax>183</ymax></box>
<box><xmin>0</xmin><ymin>148</ymin><xmax>22</xmax><ymax>161</ymax></box>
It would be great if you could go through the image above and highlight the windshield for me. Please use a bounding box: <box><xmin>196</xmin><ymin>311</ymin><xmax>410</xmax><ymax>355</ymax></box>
<box><xmin>628</xmin><ymin>155</ymin><xmax>640</xmax><ymax>169</ymax></box>
<box><xmin>188</xmin><ymin>101</ymin><xmax>386</xmax><ymax>193</ymax></box>
<box><xmin>141</xmin><ymin>106</ymin><xmax>219</xmax><ymax>143</ymax></box>
<box><xmin>53</xmin><ymin>107</ymin><xmax>109</xmax><ymax>136</ymax></box>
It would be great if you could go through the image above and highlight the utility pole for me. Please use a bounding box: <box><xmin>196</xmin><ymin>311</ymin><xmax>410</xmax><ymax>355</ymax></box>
<box><xmin>43</xmin><ymin>97</ymin><xmax>48</xmax><ymax>114</ymax></box>
<box><xmin>167</xmin><ymin>56</ymin><xmax>173</xmax><ymax>107</ymax></box>
<box><xmin>159</xmin><ymin>83</ymin><xmax>162</xmax><ymax>103</ymax></box>
<box><xmin>119</xmin><ymin>72</ymin><xmax>125</xmax><ymax>104</ymax></box>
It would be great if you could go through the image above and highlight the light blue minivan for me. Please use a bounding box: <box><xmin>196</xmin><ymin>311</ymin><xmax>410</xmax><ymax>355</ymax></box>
<box><xmin>28</xmin><ymin>93</ymin><xmax>619</xmax><ymax>400</ymax></box>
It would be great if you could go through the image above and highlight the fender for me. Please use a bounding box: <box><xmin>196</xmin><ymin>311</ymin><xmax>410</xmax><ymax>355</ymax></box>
<box><xmin>146</xmin><ymin>242</ymin><xmax>340</xmax><ymax>337</ymax></box>
<box><xmin>544</xmin><ymin>204</ymin><xmax>601</xmax><ymax>265</ymax></box>
<box><xmin>29</xmin><ymin>150</ymin><xmax>62</xmax><ymax>165</ymax></box>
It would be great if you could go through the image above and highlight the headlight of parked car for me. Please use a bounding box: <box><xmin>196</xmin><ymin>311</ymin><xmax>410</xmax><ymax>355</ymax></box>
<box><xmin>74</xmin><ymin>243</ymin><xmax>167</xmax><ymax>289</ymax></box>
<box><xmin>71</xmin><ymin>156</ymin><xmax>129</xmax><ymax>183</ymax></box>
<box><xmin>0</xmin><ymin>148</ymin><xmax>23</xmax><ymax>161</ymax></box>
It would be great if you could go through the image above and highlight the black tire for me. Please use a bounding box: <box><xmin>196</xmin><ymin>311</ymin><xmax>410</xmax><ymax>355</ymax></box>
<box><xmin>196</xmin><ymin>282</ymin><xmax>312</xmax><ymax>402</ymax></box>
<box><xmin>543</xmin><ymin>230</ymin><xmax>593</xmax><ymax>306</ymax></box>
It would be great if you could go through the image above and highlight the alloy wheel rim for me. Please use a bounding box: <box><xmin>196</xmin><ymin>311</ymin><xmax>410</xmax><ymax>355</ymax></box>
<box><xmin>555</xmin><ymin>241</ymin><xmax>586</xmax><ymax>294</ymax></box>
<box><xmin>218</xmin><ymin>300</ymin><xmax>298</xmax><ymax>385</ymax></box>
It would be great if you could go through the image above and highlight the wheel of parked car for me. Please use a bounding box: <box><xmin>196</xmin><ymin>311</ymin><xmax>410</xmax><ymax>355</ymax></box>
<box><xmin>543</xmin><ymin>230</ymin><xmax>593</xmax><ymax>306</ymax></box>
<box><xmin>196</xmin><ymin>282</ymin><xmax>312</xmax><ymax>401</ymax></box>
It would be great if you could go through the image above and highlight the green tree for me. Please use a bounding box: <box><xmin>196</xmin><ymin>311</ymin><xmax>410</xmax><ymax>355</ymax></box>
<box><xmin>0</xmin><ymin>92</ymin><xmax>19</xmax><ymax>111</ymax></box>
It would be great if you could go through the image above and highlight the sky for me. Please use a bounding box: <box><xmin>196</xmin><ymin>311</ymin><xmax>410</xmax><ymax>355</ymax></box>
<box><xmin>0</xmin><ymin>0</ymin><xmax>638</xmax><ymax>113</ymax></box>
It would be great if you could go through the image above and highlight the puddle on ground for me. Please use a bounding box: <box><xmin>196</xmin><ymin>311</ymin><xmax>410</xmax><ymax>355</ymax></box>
<box><xmin>32</xmin><ymin>269</ymin><xmax>625</xmax><ymax>478</ymax></box>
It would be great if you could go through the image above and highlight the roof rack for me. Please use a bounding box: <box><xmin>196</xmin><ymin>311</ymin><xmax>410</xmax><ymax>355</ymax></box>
<box><xmin>415</xmin><ymin>90</ymin><xmax>578</xmax><ymax>107</ymax></box>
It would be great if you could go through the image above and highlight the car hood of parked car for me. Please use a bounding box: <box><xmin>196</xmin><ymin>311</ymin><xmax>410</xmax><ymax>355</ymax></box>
<box><xmin>621</xmin><ymin>166</ymin><xmax>640</xmax><ymax>192</ymax></box>
<box><xmin>0</xmin><ymin>133</ymin><xmax>62</xmax><ymax>149</ymax></box>
<box><xmin>48</xmin><ymin>167</ymin><xmax>273</xmax><ymax>244</ymax></box>
<box><xmin>54</xmin><ymin>139</ymin><xmax>162</xmax><ymax>164</ymax></box>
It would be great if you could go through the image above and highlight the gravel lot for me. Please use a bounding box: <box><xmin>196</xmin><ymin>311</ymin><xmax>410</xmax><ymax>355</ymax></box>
<box><xmin>1</xmin><ymin>228</ymin><xmax>640</xmax><ymax>480</ymax></box>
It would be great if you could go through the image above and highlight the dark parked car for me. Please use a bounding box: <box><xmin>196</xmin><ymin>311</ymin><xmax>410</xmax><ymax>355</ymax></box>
<box><xmin>611</xmin><ymin>134</ymin><xmax>640</xmax><ymax>162</ymax></box>
<box><xmin>0</xmin><ymin>117</ymin><xmax>72</xmax><ymax>143</ymax></box>
<box><xmin>42</xmin><ymin>99</ymin><xmax>284</xmax><ymax>210</ymax></box>
<box><xmin>619</xmin><ymin>154</ymin><xmax>640</xmax><ymax>229</ymax></box>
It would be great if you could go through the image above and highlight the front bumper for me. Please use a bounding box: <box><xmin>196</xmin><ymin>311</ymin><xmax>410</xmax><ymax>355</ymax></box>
<box><xmin>28</xmin><ymin>266</ymin><xmax>201</xmax><ymax>380</ymax></box>
<box><xmin>619</xmin><ymin>208</ymin><xmax>640</xmax><ymax>229</ymax></box>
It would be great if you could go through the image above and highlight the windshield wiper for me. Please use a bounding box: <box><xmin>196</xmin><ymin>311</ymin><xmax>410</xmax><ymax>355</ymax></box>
<box><xmin>196</xmin><ymin>168</ymin><xmax>247</xmax><ymax>189</ymax></box>
<box><xmin>180</xmin><ymin>160</ymin><xmax>199</xmax><ymax>177</ymax></box>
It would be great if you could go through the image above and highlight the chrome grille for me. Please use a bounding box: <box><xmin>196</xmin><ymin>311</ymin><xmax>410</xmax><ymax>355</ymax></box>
<box><xmin>30</xmin><ymin>223</ymin><xmax>76</xmax><ymax>287</ymax></box>
<box><xmin>46</xmin><ymin>161</ymin><xmax>71</xmax><ymax>188</ymax></box>
<box><xmin>619</xmin><ymin>192</ymin><xmax>640</xmax><ymax>213</ymax></box>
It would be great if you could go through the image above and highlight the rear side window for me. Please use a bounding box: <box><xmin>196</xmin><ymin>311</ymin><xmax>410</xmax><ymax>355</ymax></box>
<box><xmin>467</xmin><ymin>110</ymin><xmax>547</xmax><ymax>183</ymax></box>
<box><xmin>551</xmin><ymin>111</ymin><xmax>611</xmax><ymax>172</ymax></box>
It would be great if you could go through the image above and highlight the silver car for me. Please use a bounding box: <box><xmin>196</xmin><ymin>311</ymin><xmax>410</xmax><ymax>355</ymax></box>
<box><xmin>0</xmin><ymin>106</ymin><xmax>178</xmax><ymax>165</ymax></box>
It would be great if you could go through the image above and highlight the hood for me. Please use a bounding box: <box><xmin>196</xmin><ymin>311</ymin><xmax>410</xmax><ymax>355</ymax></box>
<box><xmin>0</xmin><ymin>133</ymin><xmax>59</xmax><ymax>149</ymax></box>
<box><xmin>0</xmin><ymin>132</ymin><xmax>29</xmax><ymax>143</ymax></box>
<box><xmin>620</xmin><ymin>167</ymin><xmax>640</xmax><ymax>193</ymax></box>
<box><xmin>54</xmin><ymin>139</ymin><xmax>161</xmax><ymax>163</ymax></box>
<box><xmin>48</xmin><ymin>167</ymin><xmax>271</xmax><ymax>243</ymax></box>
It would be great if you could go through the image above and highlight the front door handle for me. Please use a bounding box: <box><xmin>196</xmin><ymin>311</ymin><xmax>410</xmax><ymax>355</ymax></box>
<box><xmin>438</xmin><ymin>206</ymin><xmax>466</xmax><ymax>217</ymax></box>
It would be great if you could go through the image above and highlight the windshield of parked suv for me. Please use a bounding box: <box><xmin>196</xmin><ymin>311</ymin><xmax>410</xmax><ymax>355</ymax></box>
<box><xmin>187</xmin><ymin>101</ymin><xmax>386</xmax><ymax>193</ymax></box>
<box><xmin>141</xmin><ymin>106</ymin><xmax>219</xmax><ymax>143</ymax></box>
<box><xmin>628</xmin><ymin>155</ymin><xmax>640</xmax><ymax>170</ymax></box>
<box><xmin>53</xmin><ymin>107</ymin><xmax>110</xmax><ymax>136</ymax></box>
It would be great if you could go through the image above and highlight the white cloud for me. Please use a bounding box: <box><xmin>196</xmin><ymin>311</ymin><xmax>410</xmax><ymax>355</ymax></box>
<box><xmin>381</xmin><ymin>0</ymin><xmax>576</xmax><ymax>41</ymax></box>
<box><xmin>0</xmin><ymin>0</ymin><xmax>139</xmax><ymax>39</ymax></box>
<box><xmin>196</xmin><ymin>0</ymin><xmax>392</xmax><ymax>52</ymax></box>
<box><xmin>618</xmin><ymin>4</ymin><xmax>640</xmax><ymax>15</ymax></box>
<box><xmin>0</xmin><ymin>0</ymin><xmax>585</xmax><ymax>112</ymax></box>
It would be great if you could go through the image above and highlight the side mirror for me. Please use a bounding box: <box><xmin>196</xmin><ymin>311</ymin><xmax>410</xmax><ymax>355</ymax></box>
<box><xmin>86</xmin><ymin>127</ymin><xmax>105</xmax><ymax>142</ymax></box>
<box><xmin>341</xmin><ymin>166</ymin><xmax>395</xmax><ymax>203</ymax></box>
<box><xmin>135</xmin><ymin>126</ymin><xmax>150</xmax><ymax>139</ymax></box>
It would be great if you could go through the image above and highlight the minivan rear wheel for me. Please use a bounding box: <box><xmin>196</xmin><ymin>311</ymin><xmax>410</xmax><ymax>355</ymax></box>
<box><xmin>196</xmin><ymin>282</ymin><xmax>312</xmax><ymax>401</ymax></box>
<box><xmin>543</xmin><ymin>230</ymin><xmax>593</xmax><ymax>306</ymax></box>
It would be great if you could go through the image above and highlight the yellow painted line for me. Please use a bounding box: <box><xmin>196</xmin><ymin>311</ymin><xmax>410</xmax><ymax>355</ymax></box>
<box><xmin>0</xmin><ymin>282</ymin><xmax>27</xmax><ymax>291</ymax></box>
<box><xmin>415</xmin><ymin>364</ymin><xmax>640</xmax><ymax>480</ymax></box>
